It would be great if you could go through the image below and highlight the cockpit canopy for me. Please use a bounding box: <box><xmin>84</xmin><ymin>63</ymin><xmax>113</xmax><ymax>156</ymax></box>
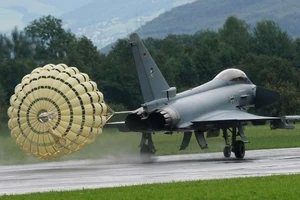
<box><xmin>213</xmin><ymin>68</ymin><xmax>251</xmax><ymax>84</ymax></box>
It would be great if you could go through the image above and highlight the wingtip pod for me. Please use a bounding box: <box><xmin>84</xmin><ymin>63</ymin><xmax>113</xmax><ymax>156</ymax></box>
<box><xmin>7</xmin><ymin>64</ymin><xmax>114</xmax><ymax>160</ymax></box>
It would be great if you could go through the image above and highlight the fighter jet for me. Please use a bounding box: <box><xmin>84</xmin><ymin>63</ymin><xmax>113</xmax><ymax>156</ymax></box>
<box><xmin>107</xmin><ymin>33</ymin><xmax>298</xmax><ymax>161</ymax></box>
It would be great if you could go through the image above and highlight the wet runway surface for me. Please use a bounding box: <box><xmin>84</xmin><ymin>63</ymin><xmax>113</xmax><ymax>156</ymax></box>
<box><xmin>1</xmin><ymin>148</ymin><xmax>300</xmax><ymax>195</ymax></box>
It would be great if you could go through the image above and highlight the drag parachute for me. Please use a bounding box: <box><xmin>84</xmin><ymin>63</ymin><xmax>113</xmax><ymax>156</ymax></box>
<box><xmin>7</xmin><ymin>64</ymin><xmax>113</xmax><ymax>159</ymax></box>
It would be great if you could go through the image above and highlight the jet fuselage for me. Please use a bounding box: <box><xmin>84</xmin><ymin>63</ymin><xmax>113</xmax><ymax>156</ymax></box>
<box><xmin>126</xmin><ymin>78</ymin><xmax>256</xmax><ymax>132</ymax></box>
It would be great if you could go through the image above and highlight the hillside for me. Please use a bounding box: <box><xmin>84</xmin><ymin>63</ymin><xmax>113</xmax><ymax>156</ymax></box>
<box><xmin>59</xmin><ymin>0</ymin><xmax>197</xmax><ymax>48</ymax></box>
<box><xmin>2</xmin><ymin>0</ymin><xmax>300</xmax><ymax>50</ymax></box>
<box><xmin>0</xmin><ymin>0</ymin><xmax>89</xmax><ymax>31</ymax></box>
<box><xmin>0</xmin><ymin>0</ymin><xmax>197</xmax><ymax>48</ymax></box>
<box><xmin>137</xmin><ymin>0</ymin><xmax>300</xmax><ymax>38</ymax></box>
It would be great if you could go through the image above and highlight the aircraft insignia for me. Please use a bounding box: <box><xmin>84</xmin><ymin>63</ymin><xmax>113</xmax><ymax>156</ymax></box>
<box><xmin>150</xmin><ymin>67</ymin><xmax>154</xmax><ymax>77</ymax></box>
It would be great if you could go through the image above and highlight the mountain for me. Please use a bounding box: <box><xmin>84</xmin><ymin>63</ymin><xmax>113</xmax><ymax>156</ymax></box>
<box><xmin>60</xmin><ymin>0</ymin><xmax>197</xmax><ymax>48</ymax></box>
<box><xmin>2</xmin><ymin>0</ymin><xmax>300</xmax><ymax>50</ymax></box>
<box><xmin>0</xmin><ymin>0</ymin><xmax>197</xmax><ymax>48</ymax></box>
<box><xmin>137</xmin><ymin>0</ymin><xmax>300</xmax><ymax>38</ymax></box>
<box><xmin>0</xmin><ymin>0</ymin><xmax>90</xmax><ymax>31</ymax></box>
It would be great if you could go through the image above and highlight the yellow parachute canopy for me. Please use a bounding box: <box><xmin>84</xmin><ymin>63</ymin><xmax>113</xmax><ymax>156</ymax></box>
<box><xmin>7</xmin><ymin>64</ymin><xmax>113</xmax><ymax>159</ymax></box>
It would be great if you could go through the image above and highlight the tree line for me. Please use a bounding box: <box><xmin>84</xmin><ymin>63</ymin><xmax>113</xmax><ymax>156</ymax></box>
<box><xmin>1</xmin><ymin>15</ymin><xmax>300</xmax><ymax>122</ymax></box>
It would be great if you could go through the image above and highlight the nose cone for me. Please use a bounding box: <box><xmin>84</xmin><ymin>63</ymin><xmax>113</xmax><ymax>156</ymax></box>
<box><xmin>254</xmin><ymin>86</ymin><xmax>280</xmax><ymax>109</ymax></box>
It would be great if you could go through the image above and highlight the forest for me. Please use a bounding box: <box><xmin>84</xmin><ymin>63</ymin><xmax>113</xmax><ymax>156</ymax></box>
<box><xmin>0</xmin><ymin>15</ymin><xmax>300</xmax><ymax>124</ymax></box>
<box><xmin>137</xmin><ymin>0</ymin><xmax>300</xmax><ymax>39</ymax></box>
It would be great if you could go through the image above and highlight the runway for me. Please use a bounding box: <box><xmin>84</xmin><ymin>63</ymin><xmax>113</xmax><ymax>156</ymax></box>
<box><xmin>1</xmin><ymin>148</ymin><xmax>300</xmax><ymax>195</ymax></box>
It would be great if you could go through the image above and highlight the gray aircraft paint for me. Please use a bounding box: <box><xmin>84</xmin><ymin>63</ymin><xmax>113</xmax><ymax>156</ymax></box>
<box><xmin>130</xmin><ymin>33</ymin><xmax>170</xmax><ymax>102</ymax></box>
<box><xmin>107</xmin><ymin>33</ymin><xmax>298</xmax><ymax>133</ymax></box>
<box><xmin>167</xmin><ymin>83</ymin><xmax>256</xmax><ymax>129</ymax></box>
<box><xmin>105</xmin><ymin>33</ymin><xmax>300</xmax><ymax>160</ymax></box>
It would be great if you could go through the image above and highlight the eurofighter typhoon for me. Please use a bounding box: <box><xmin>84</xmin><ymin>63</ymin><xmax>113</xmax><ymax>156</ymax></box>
<box><xmin>108</xmin><ymin>33</ymin><xmax>299</xmax><ymax>162</ymax></box>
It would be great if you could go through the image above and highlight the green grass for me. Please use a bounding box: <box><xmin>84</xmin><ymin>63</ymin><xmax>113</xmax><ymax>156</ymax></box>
<box><xmin>1</xmin><ymin>174</ymin><xmax>300</xmax><ymax>200</ymax></box>
<box><xmin>1</xmin><ymin>124</ymin><xmax>300</xmax><ymax>165</ymax></box>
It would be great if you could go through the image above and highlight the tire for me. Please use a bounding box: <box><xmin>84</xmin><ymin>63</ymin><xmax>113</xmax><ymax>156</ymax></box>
<box><xmin>223</xmin><ymin>145</ymin><xmax>231</xmax><ymax>158</ymax></box>
<box><xmin>233</xmin><ymin>140</ymin><xmax>245</xmax><ymax>159</ymax></box>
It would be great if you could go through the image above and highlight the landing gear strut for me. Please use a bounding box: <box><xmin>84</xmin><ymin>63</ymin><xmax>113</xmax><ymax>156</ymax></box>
<box><xmin>222</xmin><ymin>125</ymin><xmax>247</xmax><ymax>159</ymax></box>
<box><xmin>139</xmin><ymin>132</ymin><xmax>156</xmax><ymax>162</ymax></box>
<box><xmin>222</xmin><ymin>129</ymin><xmax>231</xmax><ymax>158</ymax></box>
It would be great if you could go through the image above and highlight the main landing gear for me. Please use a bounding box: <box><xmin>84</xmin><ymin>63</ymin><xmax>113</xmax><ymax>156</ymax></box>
<box><xmin>222</xmin><ymin>125</ymin><xmax>248</xmax><ymax>159</ymax></box>
<box><xmin>139</xmin><ymin>132</ymin><xmax>156</xmax><ymax>162</ymax></box>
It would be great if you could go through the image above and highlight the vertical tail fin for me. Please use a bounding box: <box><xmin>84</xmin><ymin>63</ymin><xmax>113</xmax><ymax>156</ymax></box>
<box><xmin>130</xmin><ymin>33</ymin><xmax>170</xmax><ymax>103</ymax></box>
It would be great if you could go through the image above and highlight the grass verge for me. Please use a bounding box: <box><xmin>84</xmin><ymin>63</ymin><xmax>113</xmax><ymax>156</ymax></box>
<box><xmin>1</xmin><ymin>174</ymin><xmax>300</xmax><ymax>200</ymax></box>
<box><xmin>0</xmin><ymin>124</ymin><xmax>300</xmax><ymax>165</ymax></box>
